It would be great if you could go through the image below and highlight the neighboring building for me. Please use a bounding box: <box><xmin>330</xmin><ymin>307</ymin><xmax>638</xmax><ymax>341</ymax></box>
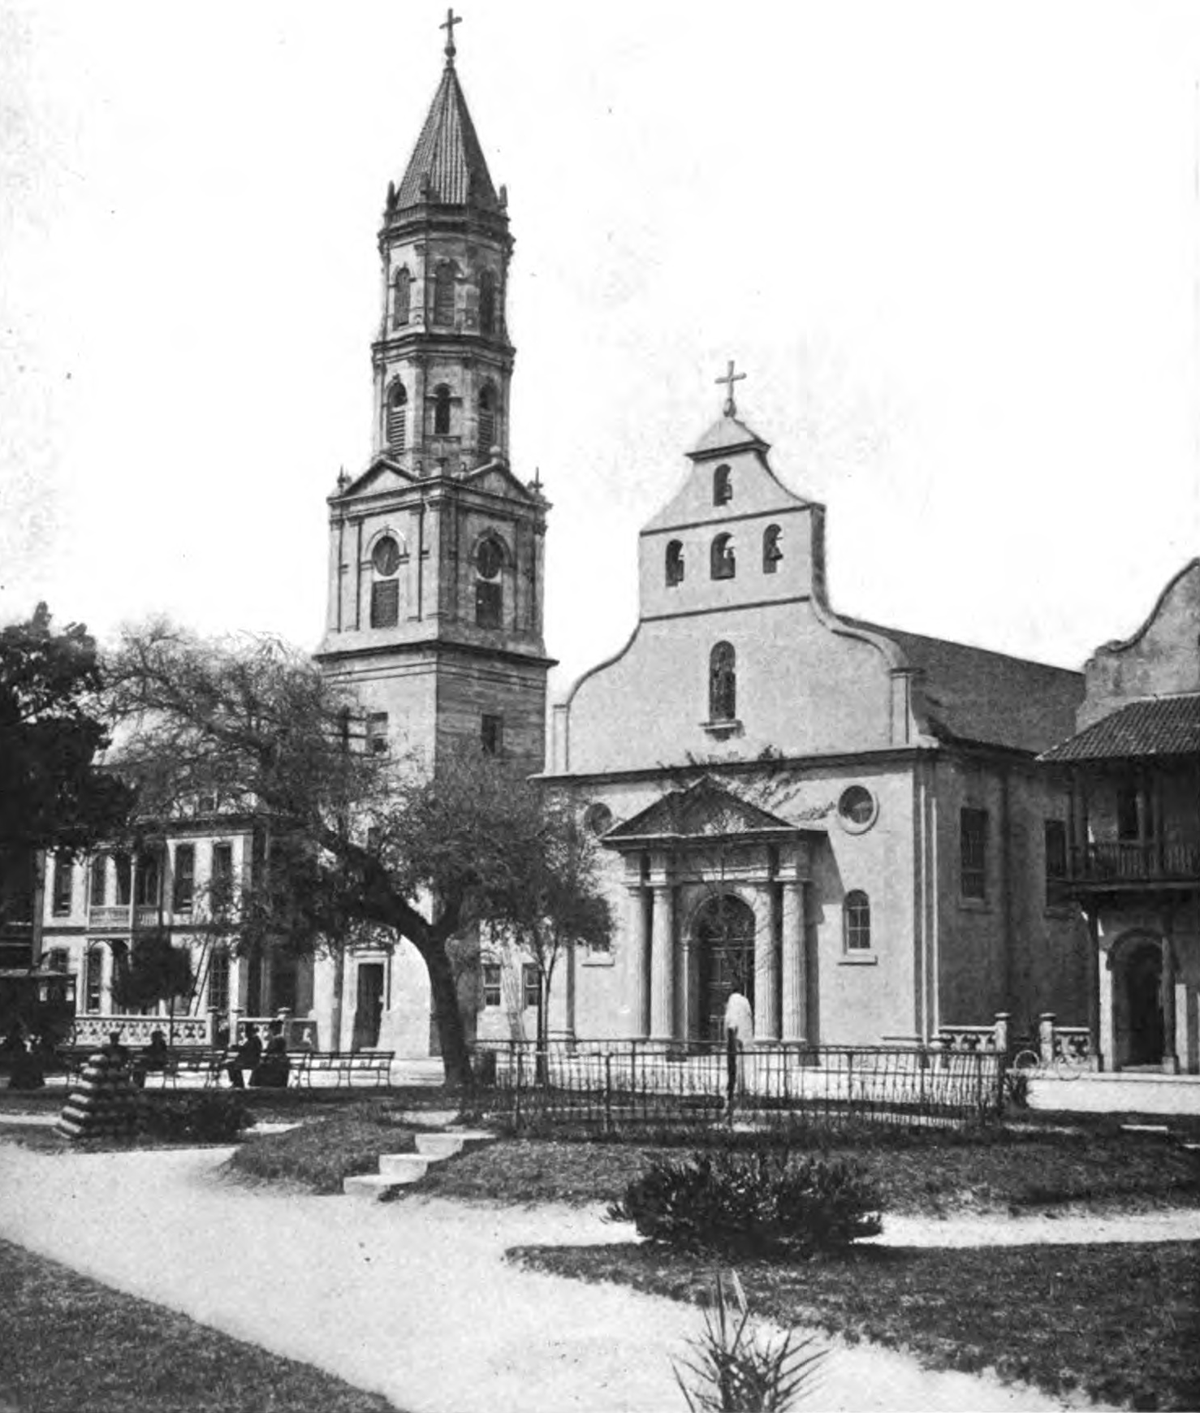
<box><xmin>494</xmin><ymin>392</ymin><xmax>1092</xmax><ymax>1051</ymax></box>
<box><xmin>1041</xmin><ymin>560</ymin><xmax>1200</xmax><ymax>1074</ymax></box>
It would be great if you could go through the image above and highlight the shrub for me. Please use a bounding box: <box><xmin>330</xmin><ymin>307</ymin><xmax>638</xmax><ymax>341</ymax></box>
<box><xmin>142</xmin><ymin>1092</ymin><xmax>250</xmax><ymax>1144</ymax></box>
<box><xmin>675</xmin><ymin>1269</ymin><xmax>826</xmax><ymax>1412</ymax></box>
<box><xmin>609</xmin><ymin>1148</ymin><xmax>882</xmax><ymax>1257</ymax></box>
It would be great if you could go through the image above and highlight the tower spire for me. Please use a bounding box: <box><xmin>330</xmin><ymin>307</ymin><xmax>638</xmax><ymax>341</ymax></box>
<box><xmin>440</xmin><ymin>7</ymin><xmax>461</xmax><ymax>65</ymax></box>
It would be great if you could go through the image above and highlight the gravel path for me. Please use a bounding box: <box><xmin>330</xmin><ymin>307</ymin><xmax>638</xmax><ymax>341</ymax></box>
<box><xmin>0</xmin><ymin>1143</ymin><xmax>1108</xmax><ymax>1413</ymax></box>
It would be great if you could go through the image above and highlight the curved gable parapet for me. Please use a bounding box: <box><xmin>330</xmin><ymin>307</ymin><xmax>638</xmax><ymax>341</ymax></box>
<box><xmin>1078</xmin><ymin>559</ymin><xmax>1200</xmax><ymax>729</ymax></box>
<box><xmin>562</xmin><ymin>622</ymin><xmax>644</xmax><ymax>713</ymax></box>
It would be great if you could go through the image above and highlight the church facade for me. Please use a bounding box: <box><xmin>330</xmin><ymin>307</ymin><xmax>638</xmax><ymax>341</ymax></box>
<box><xmin>504</xmin><ymin>394</ymin><xmax>1093</xmax><ymax>1051</ymax></box>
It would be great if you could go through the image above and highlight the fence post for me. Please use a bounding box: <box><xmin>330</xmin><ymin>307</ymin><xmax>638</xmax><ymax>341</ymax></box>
<box><xmin>993</xmin><ymin>1011</ymin><xmax>1010</xmax><ymax>1055</ymax></box>
<box><xmin>514</xmin><ymin>1046</ymin><xmax>523</xmax><ymax>1129</ymax></box>
<box><xmin>604</xmin><ymin>1052</ymin><xmax>612</xmax><ymax>1136</ymax></box>
<box><xmin>1038</xmin><ymin>1012</ymin><xmax>1056</xmax><ymax>1065</ymax></box>
<box><xmin>205</xmin><ymin>1007</ymin><xmax>217</xmax><ymax>1047</ymax></box>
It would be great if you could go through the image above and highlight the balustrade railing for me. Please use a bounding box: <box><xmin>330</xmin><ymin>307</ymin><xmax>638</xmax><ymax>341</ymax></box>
<box><xmin>69</xmin><ymin>1013</ymin><xmax>214</xmax><ymax>1049</ymax></box>
<box><xmin>88</xmin><ymin>905</ymin><xmax>131</xmax><ymax>929</ymax></box>
<box><xmin>1070</xmin><ymin>840</ymin><xmax>1200</xmax><ymax>884</ymax></box>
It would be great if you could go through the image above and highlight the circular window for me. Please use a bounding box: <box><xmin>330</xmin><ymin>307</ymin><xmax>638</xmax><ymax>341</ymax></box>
<box><xmin>372</xmin><ymin>536</ymin><xmax>401</xmax><ymax>576</ymax></box>
<box><xmin>838</xmin><ymin>785</ymin><xmax>877</xmax><ymax>833</ymax></box>
<box><xmin>583</xmin><ymin>802</ymin><xmax>613</xmax><ymax>837</ymax></box>
<box><xmin>476</xmin><ymin>538</ymin><xmax>504</xmax><ymax>580</ymax></box>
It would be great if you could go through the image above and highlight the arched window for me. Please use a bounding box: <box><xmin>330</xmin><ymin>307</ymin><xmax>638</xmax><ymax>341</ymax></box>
<box><xmin>665</xmin><ymin>540</ymin><xmax>684</xmax><ymax>587</ymax></box>
<box><xmin>370</xmin><ymin>534</ymin><xmax>403</xmax><ymax>628</ymax></box>
<box><xmin>478</xmin><ymin>384</ymin><xmax>496</xmax><ymax>451</ymax></box>
<box><xmin>392</xmin><ymin>266</ymin><xmax>411</xmax><ymax>328</ymax></box>
<box><xmin>433</xmin><ymin>262</ymin><xmax>455</xmax><ymax>326</ymax></box>
<box><xmin>479</xmin><ymin>269</ymin><xmax>496</xmax><ymax>335</ymax></box>
<box><xmin>711</xmin><ymin>533</ymin><xmax>735</xmax><ymax>580</ymax></box>
<box><xmin>713</xmin><ymin>464</ymin><xmax>732</xmax><ymax>505</ymax></box>
<box><xmin>709</xmin><ymin>641</ymin><xmax>736</xmax><ymax>721</ymax></box>
<box><xmin>475</xmin><ymin>534</ymin><xmax>506</xmax><ymax>628</ymax></box>
<box><xmin>762</xmin><ymin>524</ymin><xmax>782</xmax><ymax>574</ymax></box>
<box><xmin>386</xmin><ymin>380</ymin><xmax>407</xmax><ymax>451</ymax></box>
<box><xmin>433</xmin><ymin>384</ymin><xmax>452</xmax><ymax>436</ymax></box>
<box><xmin>844</xmin><ymin>891</ymin><xmax>871</xmax><ymax>951</ymax></box>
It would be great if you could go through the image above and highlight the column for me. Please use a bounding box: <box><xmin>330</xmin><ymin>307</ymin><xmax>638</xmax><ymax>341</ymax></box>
<box><xmin>563</xmin><ymin>938</ymin><xmax>577</xmax><ymax>1043</ymax></box>
<box><xmin>650</xmin><ymin>885</ymin><xmax>675</xmax><ymax>1041</ymax></box>
<box><xmin>754</xmin><ymin>883</ymin><xmax>780</xmax><ymax>1042</ymax></box>
<box><xmin>1162</xmin><ymin>924</ymin><xmax>1180</xmax><ymax>1074</ymax></box>
<box><xmin>781</xmin><ymin>881</ymin><xmax>807</xmax><ymax>1043</ymax></box>
<box><xmin>626</xmin><ymin>886</ymin><xmax>649</xmax><ymax>1039</ymax></box>
<box><xmin>678</xmin><ymin>937</ymin><xmax>695</xmax><ymax>1044</ymax></box>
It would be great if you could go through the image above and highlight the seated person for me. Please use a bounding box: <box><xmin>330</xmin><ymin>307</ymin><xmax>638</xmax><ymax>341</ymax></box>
<box><xmin>250</xmin><ymin>1020</ymin><xmax>291</xmax><ymax>1089</ymax></box>
<box><xmin>7</xmin><ymin>1037</ymin><xmax>45</xmax><ymax>1091</ymax></box>
<box><xmin>226</xmin><ymin>1024</ymin><xmax>262</xmax><ymax>1089</ymax></box>
<box><xmin>142</xmin><ymin>1029</ymin><xmax>169</xmax><ymax>1071</ymax></box>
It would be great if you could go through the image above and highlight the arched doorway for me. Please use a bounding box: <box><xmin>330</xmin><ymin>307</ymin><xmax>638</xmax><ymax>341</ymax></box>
<box><xmin>1125</xmin><ymin>940</ymin><xmax>1164</xmax><ymax>1067</ymax></box>
<box><xmin>695</xmin><ymin>894</ymin><xmax>756</xmax><ymax>1042</ymax></box>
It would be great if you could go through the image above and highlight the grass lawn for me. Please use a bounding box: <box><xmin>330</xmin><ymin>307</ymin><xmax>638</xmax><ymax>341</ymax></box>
<box><xmin>0</xmin><ymin>1238</ymin><xmax>402</xmax><ymax>1413</ymax></box>
<box><xmin>510</xmin><ymin>1238</ymin><xmax>1200</xmax><ymax>1412</ymax></box>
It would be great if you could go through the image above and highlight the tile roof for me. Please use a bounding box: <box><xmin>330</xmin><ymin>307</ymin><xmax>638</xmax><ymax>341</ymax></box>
<box><xmin>395</xmin><ymin>63</ymin><xmax>500</xmax><ymax>211</ymax></box>
<box><xmin>1040</xmin><ymin>693</ymin><xmax>1200</xmax><ymax>762</ymax></box>
<box><xmin>846</xmin><ymin>620</ymin><xmax>1084</xmax><ymax>755</ymax></box>
<box><xmin>604</xmin><ymin>777</ymin><xmax>810</xmax><ymax>845</ymax></box>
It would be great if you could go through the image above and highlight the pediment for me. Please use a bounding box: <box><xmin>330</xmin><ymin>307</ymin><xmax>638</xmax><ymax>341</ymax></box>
<box><xmin>460</xmin><ymin>461</ymin><xmax>542</xmax><ymax>503</ymax></box>
<box><xmin>604</xmin><ymin>777</ymin><xmax>805</xmax><ymax>847</ymax></box>
<box><xmin>335</xmin><ymin>458</ymin><xmax>417</xmax><ymax>501</ymax></box>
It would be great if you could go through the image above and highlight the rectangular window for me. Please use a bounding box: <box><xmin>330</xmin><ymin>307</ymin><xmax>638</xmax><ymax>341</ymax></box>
<box><xmin>114</xmin><ymin>853</ymin><xmax>132</xmax><ymax>906</ymax></box>
<box><xmin>1115</xmin><ymin>781</ymin><xmax>1148</xmax><ymax>841</ymax></box>
<box><xmin>211</xmin><ymin>843</ymin><xmax>234</xmax><ymax>908</ymax></box>
<box><xmin>367</xmin><ymin>712</ymin><xmax>389</xmax><ymax>755</ymax></box>
<box><xmin>45</xmin><ymin>948</ymin><xmax>69</xmax><ymax>973</ymax></box>
<box><xmin>1044</xmin><ymin>818</ymin><xmax>1067</xmax><ymax>902</ymax></box>
<box><xmin>173</xmin><ymin>844</ymin><xmax>196</xmax><ymax>913</ymax></box>
<box><xmin>90</xmin><ymin>854</ymin><xmax>107</xmax><ymax>907</ymax></box>
<box><xmin>475</xmin><ymin>580</ymin><xmax>502</xmax><ymax>629</ymax></box>
<box><xmin>52</xmin><ymin>858</ymin><xmax>73</xmax><ymax>916</ymax></box>
<box><xmin>208</xmin><ymin>948</ymin><xmax>230</xmax><ymax>1014</ymax></box>
<box><xmin>522</xmin><ymin>962</ymin><xmax>540</xmax><ymax>1011</ymax></box>
<box><xmin>482</xmin><ymin>962</ymin><xmax>502</xmax><ymax>1008</ymax></box>
<box><xmin>134</xmin><ymin>852</ymin><xmax>160</xmax><ymax>908</ymax></box>
<box><xmin>481</xmin><ymin>714</ymin><xmax>503</xmax><ymax>756</ymax></box>
<box><xmin>960</xmin><ymin>808</ymin><xmax>988</xmax><ymax>901</ymax></box>
<box><xmin>85</xmin><ymin>947</ymin><xmax>103</xmax><ymax>1013</ymax></box>
<box><xmin>370</xmin><ymin>579</ymin><xmax>400</xmax><ymax>629</ymax></box>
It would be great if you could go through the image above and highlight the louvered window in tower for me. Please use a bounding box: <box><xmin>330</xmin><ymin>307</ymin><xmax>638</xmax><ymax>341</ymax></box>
<box><xmin>433</xmin><ymin>262</ymin><xmax>455</xmax><ymax>326</ymax></box>
<box><xmin>475</xmin><ymin>536</ymin><xmax>505</xmax><ymax>629</ymax></box>
<box><xmin>386</xmin><ymin>381</ymin><xmax>407</xmax><ymax>451</ymax></box>
<box><xmin>433</xmin><ymin>385</ymin><xmax>452</xmax><ymax>436</ymax></box>
<box><xmin>479</xmin><ymin>269</ymin><xmax>496</xmax><ymax>335</ymax></box>
<box><xmin>478</xmin><ymin>385</ymin><xmax>496</xmax><ymax>452</ymax></box>
<box><xmin>392</xmin><ymin>267</ymin><xmax>411</xmax><ymax>328</ymax></box>
<box><xmin>370</xmin><ymin>535</ymin><xmax>402</xmax><ymax>628</ymax></box>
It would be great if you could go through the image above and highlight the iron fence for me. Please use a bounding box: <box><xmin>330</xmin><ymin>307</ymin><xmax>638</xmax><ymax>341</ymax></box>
<box><xmin>469</xmin><ymin>1037</ymin><xmax>1004</xmax><ymax>1133</ymax></box>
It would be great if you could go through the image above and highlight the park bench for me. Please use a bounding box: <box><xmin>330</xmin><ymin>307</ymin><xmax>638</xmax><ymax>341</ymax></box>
<box><xmin>161</xmin><ymin>1048</ymin><xmax>231</xmax><ymax>1089</ymax></box>
<box><xmin>292</xmin><ymin>1050</ymin><xmax>395</xmax><ymax>1089</ymax></box>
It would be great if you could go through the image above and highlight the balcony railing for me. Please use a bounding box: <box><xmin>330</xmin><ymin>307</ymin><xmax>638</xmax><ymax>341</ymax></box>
<box><xmin>1068</xmin><ymin>841</ymin><xmax>1200</xmax><ymax>885</ymax></box>
<box><xmin>88</xmin><ymin>905</ymin><xmax>132</xmax><ymax>930</ymax></box>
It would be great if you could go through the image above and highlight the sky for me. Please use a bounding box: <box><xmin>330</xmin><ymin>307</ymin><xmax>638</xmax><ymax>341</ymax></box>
<box><xmin>3</xmin><ymin>0</ymin><xmax>1200</xmax><ymax>698</ymax></box>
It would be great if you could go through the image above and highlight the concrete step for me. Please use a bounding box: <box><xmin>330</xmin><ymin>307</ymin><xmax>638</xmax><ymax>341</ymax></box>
<box><xmin>342</xmin><ymin>1173</ymin><xmax>406</xmax><ymax>1200</ymax></box>
<box><xmin>414</xmin><ymin>1129</ymin><xmax>495</xmax><ymax>1159</ymax></box>
<box><xmin>378</xmin><ymin>1153</ymin><xmax>433</xmax><ymax>1181</ymax></box>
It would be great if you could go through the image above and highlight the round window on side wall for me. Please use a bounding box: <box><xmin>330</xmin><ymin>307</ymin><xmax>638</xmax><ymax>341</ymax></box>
<box><xmin>838</xmin><ymin>785</ymin><xmax>878</xmax><ymax>834</ymax></box>
<box><xmin>583</xmin><ymin>802</ymin><xmax>613</xmax><ymax>837</ymax></box>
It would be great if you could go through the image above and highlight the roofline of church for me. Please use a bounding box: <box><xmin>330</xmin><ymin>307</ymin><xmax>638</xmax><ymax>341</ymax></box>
<box><xmin>535</xmin><ymin>737</ymin><xmax>1050</xmax><ymax>789</ymax></box>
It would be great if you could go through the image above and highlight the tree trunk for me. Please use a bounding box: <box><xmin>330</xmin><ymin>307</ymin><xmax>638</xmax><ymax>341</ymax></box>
<box><xmin>330</xmin><ymin>948</ymin><xmax>345</xmax><ymax>1053</ymax></box>
<box><xmin>425</xmin><ymin>942</ymin><xmax>472</xmax><ymax>1088</ymax></box>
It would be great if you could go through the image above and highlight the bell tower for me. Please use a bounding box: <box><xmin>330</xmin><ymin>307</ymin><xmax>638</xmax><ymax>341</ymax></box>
<box><xmin>317</xmin><ymin>13</ymin><xmax>552</xmax><ymax>778</ymax></box>
<box><xmin>372</xmin><ymin>8</ymin><xmax>514</xmax><ymax>476</ymax></box>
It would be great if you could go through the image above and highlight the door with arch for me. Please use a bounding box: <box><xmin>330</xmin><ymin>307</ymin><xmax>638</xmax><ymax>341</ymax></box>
<box><xmin>695</xmin><ymin>894</ymin><xmax>756</xmax><ymax>1042</ymax></box>
<box><xmin>1124</xmin><ymin>940</ymin><xmax>1164</xmax><ymax>1067</ymax></box>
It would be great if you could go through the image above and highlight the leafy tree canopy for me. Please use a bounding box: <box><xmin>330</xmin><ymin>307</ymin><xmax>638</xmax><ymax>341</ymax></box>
<box><xmin>0</xmin><ymin>603</ymin><xmax>135</xmax><ymax>856</ymax></box>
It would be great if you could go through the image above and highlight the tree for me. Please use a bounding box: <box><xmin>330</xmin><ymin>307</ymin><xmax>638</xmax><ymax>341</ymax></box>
<box><xmin>105</xmin><ymin>621</ymin><xmax>611</xmax><ymax>1086</ymax></box>
<box><xmin>0</xmin><ymin>603</ymin><xmax>135</xmax><ymax>864</ymax></box>
<box><xmin>110</xmin><ymin>930</ymin><xmax>195</xmax><ymax>1043</ymax></box>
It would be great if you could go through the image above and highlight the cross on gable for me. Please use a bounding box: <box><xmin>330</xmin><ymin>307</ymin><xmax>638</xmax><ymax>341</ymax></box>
<box><xmin>440</xmin><ymin>8</ymin><xmax>462</xmax><ymax>62</ymax></box>
<box><xmin>715</xmin><ymin>359</ymin><xmax>747</xmax><ymax>417</ymax></box>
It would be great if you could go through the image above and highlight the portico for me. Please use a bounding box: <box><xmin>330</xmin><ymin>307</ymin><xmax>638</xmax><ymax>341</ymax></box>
<box><xmin>604</xmin><ymin>778</ymin><xmax>820</xmax><ymax>1045</ymax></box>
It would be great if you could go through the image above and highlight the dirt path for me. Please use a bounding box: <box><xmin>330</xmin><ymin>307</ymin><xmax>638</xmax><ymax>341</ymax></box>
<box><xmin>0</xmin><ymin>1143</ymin><xmax>1104</xmax><ymax>1413</ymax></box>
<box><xmin>868</xmin><ymin>1208</ymin><xmax>1200</xmax><ymax>1247</ymax></box>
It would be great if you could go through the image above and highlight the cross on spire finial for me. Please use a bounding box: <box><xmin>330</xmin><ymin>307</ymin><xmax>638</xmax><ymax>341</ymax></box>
<box><xmin>441</xmin><ymin>7</ymin><xmax>462</xmax><ymax>64</ymax></box>
<box><xmin>715</xmin><ymin>359</ymin><xmax>747</xmax><ymax>417</ymax></box>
